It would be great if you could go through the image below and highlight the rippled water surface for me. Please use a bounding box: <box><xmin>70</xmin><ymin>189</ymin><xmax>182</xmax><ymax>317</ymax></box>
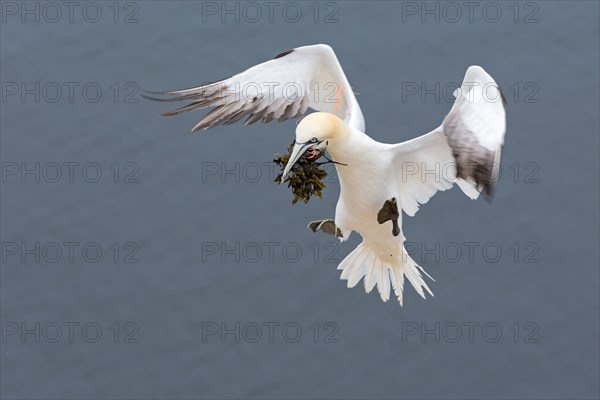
<box><xmin>1</xmin><ymin>1</ymin><xmax>599</xmax><ymax>398</ymax></box>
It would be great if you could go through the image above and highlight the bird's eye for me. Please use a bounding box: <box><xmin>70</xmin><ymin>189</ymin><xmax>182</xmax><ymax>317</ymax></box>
<box><xmin>310</xmin><ymin>137</ymin><xmax>318</xmax><ymax>143</ymax></box>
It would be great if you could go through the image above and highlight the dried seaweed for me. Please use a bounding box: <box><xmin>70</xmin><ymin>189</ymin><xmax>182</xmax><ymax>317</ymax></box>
<box><xmin>274</xmin><ymin>140</ymin><xmax>328</xmax><ymax>204</ymax></box>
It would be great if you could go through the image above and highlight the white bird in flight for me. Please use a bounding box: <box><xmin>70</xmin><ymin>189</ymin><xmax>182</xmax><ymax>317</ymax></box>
<box><xmin>144</xmin><ymin>44</ymin><xmax>506</xmax><ymax>306</ymax></box>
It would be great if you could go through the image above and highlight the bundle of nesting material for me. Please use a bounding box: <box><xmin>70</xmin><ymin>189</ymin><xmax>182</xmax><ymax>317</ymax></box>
<box><xmin>274</xmin><ymin>140</ymin><xmax>328</xmax><ymax>205</ymax></box>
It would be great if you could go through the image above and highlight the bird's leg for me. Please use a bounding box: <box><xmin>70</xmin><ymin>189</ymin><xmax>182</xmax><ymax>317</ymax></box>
<box><xmin>377</xmin><ymin>197</ymin><xmax>400</xmax><ymax>237</ymax></box>
<box><xmin>308</xmin><ymin>219</ymin><xmax>343</xmax><ymax>238</ymax></box>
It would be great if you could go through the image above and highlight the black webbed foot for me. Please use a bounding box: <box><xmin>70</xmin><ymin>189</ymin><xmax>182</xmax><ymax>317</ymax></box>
<box><xmin>308</xmin><ymin>219</ymin><xmax>343</xmax><ymax>238</ymax></box>
<box><xmin>377</xmin><ymin>197</ymin><xmax>400</xmax><ymax>237</ymax></box>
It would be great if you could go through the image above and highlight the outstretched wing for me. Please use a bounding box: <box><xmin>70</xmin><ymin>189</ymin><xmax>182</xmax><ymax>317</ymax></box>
<box><xmin>392</xmin><ymin>66</ymin><xmax>506</xmax><ymax>216</ymax></box>
<box><xmin>143</xmin><ymin>44</ymin><xmax>365</xmax><ymax>132</ymax></box>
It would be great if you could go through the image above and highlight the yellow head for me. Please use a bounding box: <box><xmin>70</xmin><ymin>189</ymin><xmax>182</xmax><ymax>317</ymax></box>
<box><xmin>281</xmin><ymin>112</ymin><xmax>348</xmax><ymax>181</ymax></box>
<box><xmin>295</xmin><ymin>112</ymin><xmax>346</xmax><ymax>143</ymax></box>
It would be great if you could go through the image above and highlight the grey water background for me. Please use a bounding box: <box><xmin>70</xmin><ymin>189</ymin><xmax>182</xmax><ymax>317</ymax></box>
<box><xmin>1</xmin><ymin>1</ymin><xmax>599</xmax><ymax>399</ymax></box>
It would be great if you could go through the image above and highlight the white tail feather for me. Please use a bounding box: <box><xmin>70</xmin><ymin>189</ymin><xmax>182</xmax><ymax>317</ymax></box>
<box><xmin>338</xmin><ymin>243</ymin><xmax>433</xmax><ymax>305</ymax></box>
<box><xmin>348</xmin><ymin>250</ymin><xmax>369</xmax><ymax>288</ymax></box>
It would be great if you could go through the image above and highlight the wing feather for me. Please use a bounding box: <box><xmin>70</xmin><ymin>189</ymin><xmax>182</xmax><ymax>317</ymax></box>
<box><xmin>392</xmin><ymin>66</ymin><xmax>506</xmax><ymax>215</ymax></box>
<box><xmin>143</xmin><ymin>44</ymin><xmax>365</xmax><ymax>132</ymax></box>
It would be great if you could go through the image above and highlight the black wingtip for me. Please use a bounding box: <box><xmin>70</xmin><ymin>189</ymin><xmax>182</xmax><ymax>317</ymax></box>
<box><xmin>141</xmin><ymin>91</ymin><xmax>183</xmax><ymax>102</ymax></box>
<box><xmin>141</xmin><ymin>93</ymin><xmax>162</xmax><ymax>101</ymax></box>
<box><xmin>141</xmin><ymin>88</ymin><xmax>170</xmax><ymax>95</ymax></box>
<box><xmin>481</xmin><ymin>179</ymin><xmax>496</xmax><ymax>201</ymax></box>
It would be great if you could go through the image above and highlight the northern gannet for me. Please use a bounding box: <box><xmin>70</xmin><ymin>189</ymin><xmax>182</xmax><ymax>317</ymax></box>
<box><xmin>144</xmin><ymin>44</ymin><xmax>506</xmax><ymax>305</ymax></box>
